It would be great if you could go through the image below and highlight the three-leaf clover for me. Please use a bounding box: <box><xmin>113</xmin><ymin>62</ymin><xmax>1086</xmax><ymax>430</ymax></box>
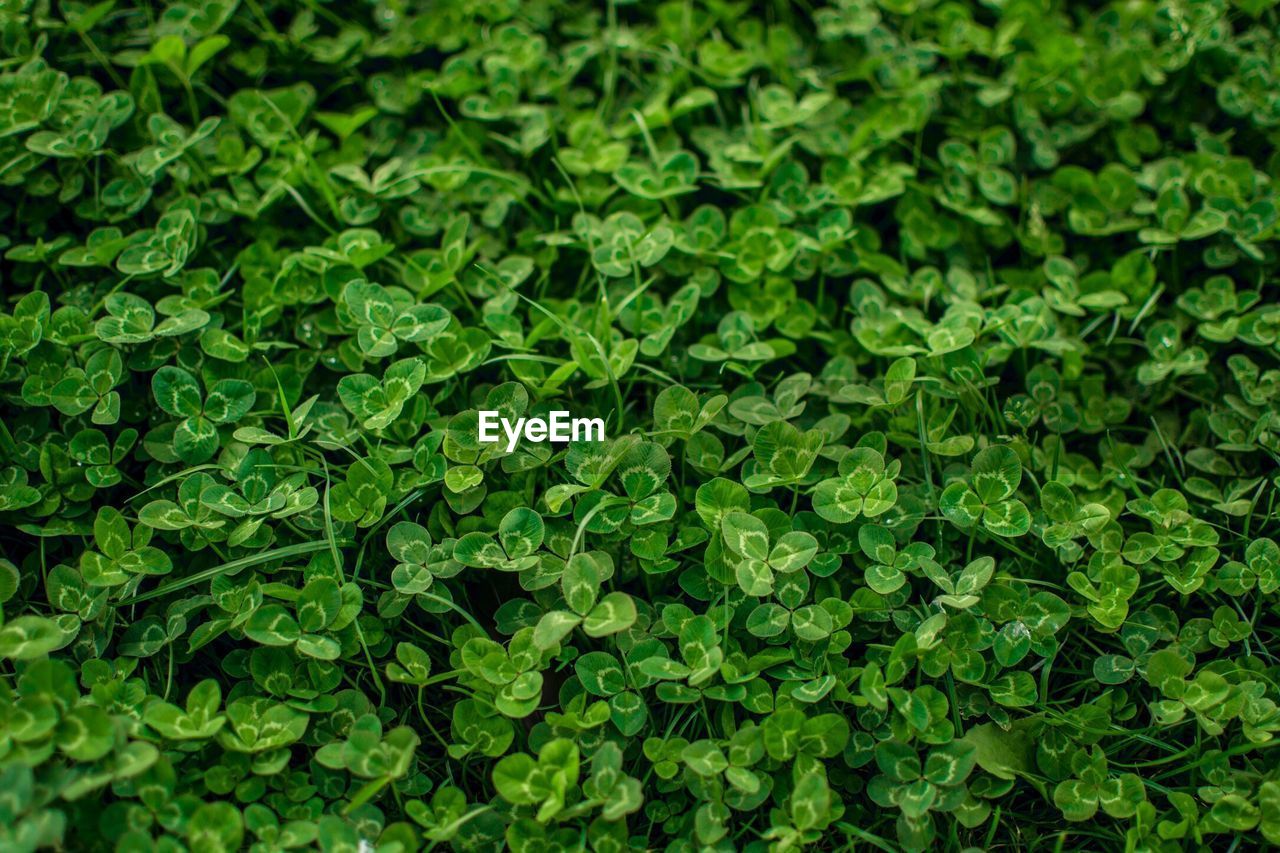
<box><xmin>386</xmin><ymin>521</ymin><xmax>464</xmax><ymax>595</ymax></box>
<box><xmin>453</xmin><ymin>507</ymin><xmax>545</xmax><ymax>573</ymax></box>
<box><xmin>97</xmin><ymin>292</ymin><xmax>208</xmax><ymax>344</ymax></box>
<box><xmin>80</xmin><ymin>506</ymin><xmax>172</xmax><ymax>588</ymax></box>
<box><xmin>869</xmin><ymin>739</ymin><xmax>979</xmax><ymax>821</ymax></box>
<box><xmin>1053</xmin><ymin>746</ymin><xmax>1146</xmax><ymax>821</ymax></box>
<box><xmin>337</xmin><ymin>356</ymin><xmax>427</xmax><ymax>430</ymax></box>
<box><xmin>491</xmin><ymin>738</ymin><xmax>581</xmax><ymax>823</ymax></box>
<box><xmin>531</xmin><ymin>551</ymin><xmax>637</xmax><ymax>650</ymax></box>
<box><xmin>329</xmin><ymin>457</ymin><xmax>393</xmax><ymax>527</ymax></box>
<box><xmin>812</xmin><ymin>446</ymin><xmax>899</xmax><ymax>523</ymax></box>
<box><xmin>152</xmin><ymin>365</ymin><xmax>256</xmax><ymax>463</ymax></box>
<box><xmin>315</xmin><ymin>713</ymin><xmax>420</xmax><ymax>783</ymax></box>
<box><xmin>940</xmin><ymin>445</ymin><xmax>1030</xmax><ymax>537</ymax></box>
<box><xmin>721</xmin><ymin>511</ymin><xmax>819</xmax><ymax>596</ymax></box>
<box><xmin>920</xmin><ymin>556</ymin><xmax>996</xmax><ymax>610</ymax></box>
<box><xmin>614</xmin><ymin>150</ymin><xmax>699</xmax><ymax>199</ymax></box>
<box><xmin>244</xmin><ymin>575</ymin><xmax>357</xmax><ymax>660</ymax></box>
<box><xmin>144</xmin><ymin>679</ymin><xmax>225</xmax><ymax>740</ymax></box>
<box><xmin>49</xmin><ymin>348</ymin><xmax>126</xmax><ymax>423</ymax></box>
<box><xmin>342</xmin><ymin>279</ymin><xmax>451</xmax><ymax>357</ymax></box>
<box><xmin>857</xmin><ymin>524</ymin><xmax>940</xmax><ymax>595</ymax></box>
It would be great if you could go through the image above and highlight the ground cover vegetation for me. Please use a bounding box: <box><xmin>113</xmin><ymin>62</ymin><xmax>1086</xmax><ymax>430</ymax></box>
<box><xmin>2</xmin><ymin>0</ymin><xmax>1280</xmax><ymax>850</ymax></box>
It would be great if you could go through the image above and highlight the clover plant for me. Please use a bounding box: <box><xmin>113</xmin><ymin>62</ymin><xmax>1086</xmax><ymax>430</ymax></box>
<box><xmin>4</xmin><ymin>1</ymin><xmax>1280</xmax><ymax>851</ymax></box>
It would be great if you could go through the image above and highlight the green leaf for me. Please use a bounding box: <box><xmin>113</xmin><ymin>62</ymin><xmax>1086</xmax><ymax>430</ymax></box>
<box><xmin>959</xmin><ymin>720</ymin><xmax>1035</xmax><ymax>781</ymax></box>
<box><xmin>583</xmin><ymin>592</ymin><xmax>636</xmax><ymax>637</ymax></box>
<box><xmin>152</xmin><ymin>366</ymin><xmax>202</xmax><ymax>418</ymax></box>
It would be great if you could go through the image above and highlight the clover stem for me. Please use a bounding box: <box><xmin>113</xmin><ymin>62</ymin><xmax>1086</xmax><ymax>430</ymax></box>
<box><xmin>416</xmin><ymin>591</ymin><xmax>491</xmax><ymax>639</ymax></box>
<box><xmin>344</xmin><ymin>774</ymin><xmax>392</xmax><ymax>814</ymax></box>
<box><xmin>415</xmin><ymin>688</ymin><xmax>451</xmax><ymax>751</ymax></box>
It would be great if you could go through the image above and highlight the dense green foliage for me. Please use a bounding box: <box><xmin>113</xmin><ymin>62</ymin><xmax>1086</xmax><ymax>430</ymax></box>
<box><xmin>4</xmin><ymin>0</ymin><xmax>1280</xmax><ymax>850</ymax></box>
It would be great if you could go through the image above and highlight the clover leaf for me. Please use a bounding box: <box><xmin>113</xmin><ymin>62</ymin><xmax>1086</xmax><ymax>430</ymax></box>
<box><xmin>940</xmin><ymin>445</ymin><xmax>1030</xmax><ymax>537</ymax></box>
<box><xmin>812</xmin><ymin>446</ymin><xmax>900</xmax><ymax>523</ymax></box>
<box><xmin>152</xmin><ymin>365</ymin><xmax>255</xmax><ymax>463</ymax></box>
